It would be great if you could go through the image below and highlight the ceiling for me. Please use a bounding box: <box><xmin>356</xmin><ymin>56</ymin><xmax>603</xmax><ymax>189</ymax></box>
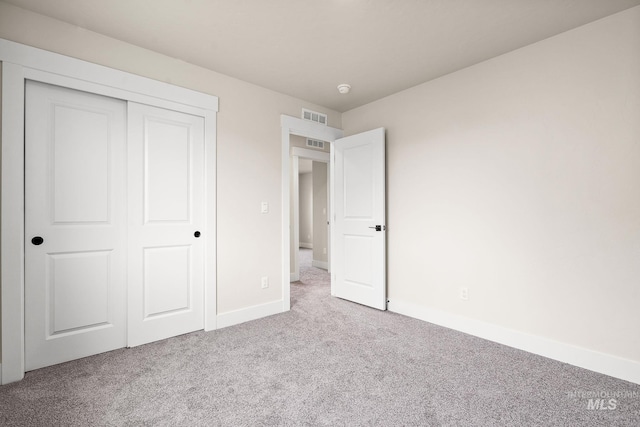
<box><xmin>5</xmin><ymin>0</ymin><xmax>640</xmax><ymax>112</ymax></box>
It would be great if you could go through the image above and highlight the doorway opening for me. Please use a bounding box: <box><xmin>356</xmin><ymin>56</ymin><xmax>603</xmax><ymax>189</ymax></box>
<box><xmin>292</xmin><ymin>246</ymin><xmax>331</xmax><ymax>306</ymax></box>
<box><xmin>280</xmin><ymin>115</ymin><xmax>343</xmax><ymax>312</ymax></box>
<box><xmin>281</xmin><ymin>115</ymin><xmax>387</xmax><ymax>313</ymax></box>
<box><xmin>290</xmin><ymin>139</ymin><xmax>330</xmax><ymax>283</ymax></box>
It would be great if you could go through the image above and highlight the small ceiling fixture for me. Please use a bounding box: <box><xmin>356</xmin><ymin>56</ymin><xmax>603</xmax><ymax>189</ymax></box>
<box><xmin>337</xmin><ymin>84</ymin><xmax>351</xmax><ymax>94</ymax></box>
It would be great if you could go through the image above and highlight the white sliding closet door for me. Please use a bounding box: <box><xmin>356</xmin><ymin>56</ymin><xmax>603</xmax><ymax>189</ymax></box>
<box><xmin>25</xmin><ymin>83</ymin><xmax>207</xmax><ymax>370</ymax></box>
<box><xmin>25</xmin><ymin>81</ymin><xmax>128</xmax><ymax>370</ymax></box>
<box><xmin>127</xmin><ymin>103</ymin><xmax>206</xmax><ymax>347</ymax></box>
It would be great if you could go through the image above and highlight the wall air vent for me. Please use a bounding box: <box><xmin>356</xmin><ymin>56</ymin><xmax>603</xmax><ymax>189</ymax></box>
<box><xmin>302</xmin><ymin>108</ymin><xmax>327</xmax><ymax>125</ymax></box>
<box><xmin>306</xmin><ymin>138</ymin><xmax>326</xmax><ymax>150</ymax></box>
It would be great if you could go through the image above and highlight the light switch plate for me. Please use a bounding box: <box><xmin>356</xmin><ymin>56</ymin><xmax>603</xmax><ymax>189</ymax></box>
<box><xmin>261</xmin><ymin>201</ymin><xmax>269</xmax><ymax>214</ymax></box>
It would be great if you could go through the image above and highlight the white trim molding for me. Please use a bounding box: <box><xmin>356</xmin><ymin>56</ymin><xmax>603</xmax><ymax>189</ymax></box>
<box><xmin>291</xmin><ymin>146</ymin><xmax>330</xmax><ymax>162</ymax></box>
<box><xmin>216</xmin><ymin>300</ymin><xmax>283</xmax><ymax>329</ymax></box>
<box><xmin>291</xmin><ymin>155</ymin><xmax>300</xmax><ymax>283</ymax></box>
<box><xmin>0</xmin><ymin>39</ymin><xmax>218</xmax><ymax>111</ymax></box>
<box><xmin>1</xmin><ymin>38</ymin><xmax>218</xmax><ymax>384</ymax></box>
<box><xmin>388</xmin><ymin>299</ymin><xmax>640</xmax><ymax>385</ymax></box>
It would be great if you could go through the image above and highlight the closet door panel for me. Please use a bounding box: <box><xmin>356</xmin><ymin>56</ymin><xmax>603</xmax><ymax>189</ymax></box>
<box><xmin>25</xmin><ymin>81</ymin><xmax>127</xmax><ymax>370</ymax></box>
<box><xmin>127</xmin><ymin>102</ymin><xmax>205</xmax><ymax>347</ymax></box>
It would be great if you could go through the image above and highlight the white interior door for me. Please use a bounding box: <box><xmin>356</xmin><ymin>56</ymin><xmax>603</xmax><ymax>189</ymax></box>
<box><xmin>25</xmin><ymin>81</ymin><xmax>128</xmax><ymax>370</ymax></box>
<box><xmin>127</xmin><ymin>102</ymin><xmax>205</xmax><ymax>347</ymax></box>
<box><xmin>332</xmin><ymin>128</ymin><xmax>386</xmax><ymax>310</ymax></box>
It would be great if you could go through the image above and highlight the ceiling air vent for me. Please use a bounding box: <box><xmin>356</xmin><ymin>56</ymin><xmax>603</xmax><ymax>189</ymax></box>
<box><xmin>306</xmin><ymin>138</ymin><xmax>325</xmax><ymax>150</ymax></box>
<box><xmin>302</xmin><ymin>108</ymin><xmax>327</xmax><ymax>125</ymax></box>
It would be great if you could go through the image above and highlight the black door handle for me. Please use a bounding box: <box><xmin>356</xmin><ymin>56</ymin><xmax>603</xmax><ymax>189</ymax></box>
<box><xmin>368</xmin><ymin>225</ymin><xmax>385</xmax><ymax>232</ymax></box>
<box><xmin>194</xmin><ymin>231</ymin><xmax>201</xmax><ymax>238</ymax></box>
<box><xmin>31</xmin><ymin>236</ymin><xmax>44</xmax><ymax>245</ymax></box>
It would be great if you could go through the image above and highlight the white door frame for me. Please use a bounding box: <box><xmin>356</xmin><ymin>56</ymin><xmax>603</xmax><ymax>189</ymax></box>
<box><xmin>290</xmin><ymin>147</ymin><xmax>330</xmax><ymax>282</ymax></box>
<box><xmin>281</xmin><ymin>115</ymin><xmax>342</xmax><ymax>311</ymax></box>
<box><xmin>1</xmin><ymin>39</ymin><xmax>219</xmax><ymax>384</ymax></box>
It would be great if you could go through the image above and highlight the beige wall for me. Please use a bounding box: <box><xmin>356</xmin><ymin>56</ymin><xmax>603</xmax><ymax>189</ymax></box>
<box><xmin>0</xmin><ymin>2</ymin><xmax>341</xmax><ymax>320</ymax></box>
<box><xmin>298</xmin><ymin>173</ymin><xmax>313</xmax><ymax>247</ymax></box>
<box><xmin>312</xmin><ymin>162</ymin><xmax>328</xmax><ymax>265</ymax></box>
<box><xmin>342</xmin><ymin>7</ymin><xmax>640</xmax><ymax>362</ymax></box>
<box><xmin>290</xmin><ymin>135</ymin><xmax>306</xmax><ymax>150</ymax></box>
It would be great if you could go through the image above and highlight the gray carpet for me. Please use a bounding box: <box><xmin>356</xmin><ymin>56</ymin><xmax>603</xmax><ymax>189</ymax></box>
<box><xmin>1</xmin><ymin>248</ymin><xmax>639</xmax><ymax>426</ymax></box>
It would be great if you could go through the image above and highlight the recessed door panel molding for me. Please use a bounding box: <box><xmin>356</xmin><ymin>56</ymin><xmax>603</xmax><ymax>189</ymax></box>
<box><xmin>48</xmin><ymin>251</ymin><xmax>112</xmax><ymax>335</ymax></box>
<box><xmin>25</xmin><ymin>81</ymin><xmax>128</xmax><ymax>371</ymax></box>
<box><xmin>52</xmin><ymin>103</ymin><xmax>111</xmax><ymax>224</ymax></box>
<box><xmin>143</xmin><ymin>245</ymin><xmax>192</xmax><ymax>318</ymax></box>
<box><xmin>128</xmin><ymin>102</ymin><xmax>205</xmax><ymax>347</ymax></box>
<box><xmin>144</xmin><ymin>117</ymin><xmax>192</xmax><ymax>223</ymax></box>
<box><xmin>343</xmin><ymin>144</ymin><xmax>375</xmax><ymax>220</ymax></box>
<box><xmin>333</xmin><ymin>128</ymin><xmax>386</xmax><ymax>310</ymax></box>
<box><xmin>343</xmin><ymin>235</ymin><xmax>374</xmax><ymax>288</ymax></box>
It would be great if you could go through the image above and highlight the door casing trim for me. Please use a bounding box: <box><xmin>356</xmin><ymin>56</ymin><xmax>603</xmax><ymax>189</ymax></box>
<box><xmin>1</xmin><ymin>38</ymin><xmax>219</xmax><ymax>384</ymax></box>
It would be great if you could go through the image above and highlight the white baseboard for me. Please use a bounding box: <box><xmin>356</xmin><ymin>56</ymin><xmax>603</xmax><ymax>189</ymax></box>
<box><xmin>216</xmin><ymin>300</ymin><xmax>283</xmax><ymax>329</ymax></box>
<box><xmin>290</xmin><ymin>272</ymin><xmax>299</xmax><ymax>282</ymax></box>
<box><xmin>312</xmin><ymin>260</ymin><xmax>328</xmax><ymax>270</ymax></box>
<box><xmin>388</xmin><ymin>299</ymin><xmax>640</xmax><ymax>385</ymax></box>
<box><xmin>300</xmin><ymin>242</ymin><xmax>313</xmax><ymax>249</ymax></box>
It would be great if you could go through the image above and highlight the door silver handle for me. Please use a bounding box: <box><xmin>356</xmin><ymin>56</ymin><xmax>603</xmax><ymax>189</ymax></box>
<box><xmin>368</xmin><ymin>225</ymin><xmax>385</xmax><ymax>231</ymax></box>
